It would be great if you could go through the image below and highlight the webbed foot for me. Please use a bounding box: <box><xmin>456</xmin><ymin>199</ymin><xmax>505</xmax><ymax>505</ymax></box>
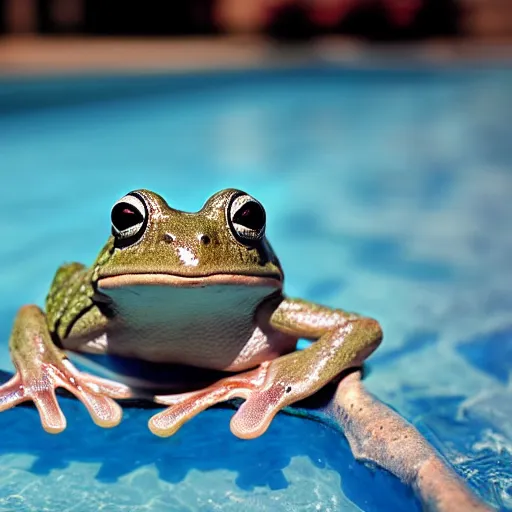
<box><xmin>149</xmin><ymin>348</ymin><xmax>335</xmax><ymax>439</ymax></box>
<box><xmin>0</xmin><ymin>305</ymin><xmax>131</xmax><ymax>433</ymax></box>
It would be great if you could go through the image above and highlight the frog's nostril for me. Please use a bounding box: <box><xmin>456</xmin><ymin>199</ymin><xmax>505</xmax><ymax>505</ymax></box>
<box><xmin>163</xmin><ymin>233</ymin><xmax>175</xmax><ymax>243</ymax></box>
<box><xmin>199</xmin><ymin>234</ymin><xmax>211</xmax><ymax>246</ymax></box>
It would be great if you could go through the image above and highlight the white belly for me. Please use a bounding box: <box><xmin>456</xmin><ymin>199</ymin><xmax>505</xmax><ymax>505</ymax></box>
<box><xmin>82</xmin><ymin>284</ymin><xmax>296</xmax><ymax>371</ymax></box>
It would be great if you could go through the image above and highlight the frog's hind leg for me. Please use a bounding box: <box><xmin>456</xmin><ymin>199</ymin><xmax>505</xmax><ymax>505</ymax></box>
<box><xmin>0</xmin><ymin>305</ymin><xmax>132</xmax><ymax>433</ymax></box>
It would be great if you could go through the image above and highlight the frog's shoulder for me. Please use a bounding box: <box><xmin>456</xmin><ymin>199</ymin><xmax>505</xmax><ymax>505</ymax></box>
<box><xmin>50</xmin><ymin>262</ymin><xmax>87</xmax><ymax>291</ymax></box>
<box><xmin>45</xmin><ymin>262</ymin><xmax>90</xmax><ymax>335</ymax></box>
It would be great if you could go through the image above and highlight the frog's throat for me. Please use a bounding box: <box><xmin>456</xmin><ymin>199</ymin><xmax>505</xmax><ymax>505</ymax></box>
<box><xmin>97</xmin><ymin>273</ymin><xmax>283</xmax><ymax>291</ymax></box>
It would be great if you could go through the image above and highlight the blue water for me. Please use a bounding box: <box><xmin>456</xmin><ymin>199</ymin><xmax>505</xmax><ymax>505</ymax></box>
<box><xmin>1</xmin><ymin>64</ymin><xmax>511</xmax><ymax>511</ymax></box>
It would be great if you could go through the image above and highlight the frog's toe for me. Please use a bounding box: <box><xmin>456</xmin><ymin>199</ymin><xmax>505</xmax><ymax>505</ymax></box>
<box><xmin>229</xmin><ymin>383</ymin><xmax>287</xmax><ymax>439</ymax></box>
<box><xmin>229</xmin><ymin>355</ymin><xmax>320</xmax><ymax>439</ymax></box>
<box><xmin>57</xmin><ymin>361</ymin><xmax>129</xmax><ymax>428</ymax></box>
<box><xmin>149</xmin><ymin>398</ymin><xmax>197</xmax><ymax>437</ymax></box>
<box><xmin>0</xmin><ymin>374</ymin><xmax>25</xmax><ymax>411</ymax></box>
<box><xmin>32</xmin><ymin>388</ymin><xmax>67</xmax><ymax>433</ymax></box>
<box><xmin>68</xmin><ymin>382</ymin><xmax>123</xmax><ymax>428</ymax></box>
<box><xmin>0</xmin><ymin>373</ymin><xmax>67</xmax><ymax>433</ymax></box>
<box><xmin>76</xmin><ymin>371</ymin><xmax>133</xmax><ymax>400</ymax></box>
<box><xmin>149</xmin><ymin>388</ymin><xmax>233</xmax><ymax>437</ymax></box>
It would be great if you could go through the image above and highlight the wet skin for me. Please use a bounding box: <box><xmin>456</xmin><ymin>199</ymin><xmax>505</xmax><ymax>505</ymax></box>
<box><xmin>0</xmin><ymin>189</ymin><xmax>382</xmax><ymax>438</ymax></box>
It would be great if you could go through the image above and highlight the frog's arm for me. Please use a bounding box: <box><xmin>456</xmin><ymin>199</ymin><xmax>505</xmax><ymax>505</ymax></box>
<box><xmin>0</xmin><ymin>305</ymin><xmax>131</xmax><ymax>433</ymax></box>
<box><xmin>149</xmin><ymin>297</ymin><xmax>382</xmax><ymax>439</ymax></box>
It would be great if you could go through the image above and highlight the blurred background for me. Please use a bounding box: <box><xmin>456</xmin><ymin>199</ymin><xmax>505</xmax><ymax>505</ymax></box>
<box><xmin>0</xmin><ymin>0</ymin><xmax>510</xmax><ymax>41</ymax></box>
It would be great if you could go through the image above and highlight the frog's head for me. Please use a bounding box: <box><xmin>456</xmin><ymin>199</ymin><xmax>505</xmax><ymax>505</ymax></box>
<box><xmin>95</xmin><ymin>189</ymin><xmax>283</xmax><ymax>295</ymax></box>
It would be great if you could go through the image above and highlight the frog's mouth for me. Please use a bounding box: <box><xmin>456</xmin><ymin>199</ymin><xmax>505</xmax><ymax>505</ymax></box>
<box><xmin>97</xmin><ymin>273</ymin><xmax>283</xmax><ymax>292</ymax></box>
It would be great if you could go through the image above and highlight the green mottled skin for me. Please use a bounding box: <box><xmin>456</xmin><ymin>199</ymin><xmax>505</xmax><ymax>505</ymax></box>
<box><xmin>1</xmin><ymin>189</ymin><xmax>382</xmax><ymax>437</ymax></box>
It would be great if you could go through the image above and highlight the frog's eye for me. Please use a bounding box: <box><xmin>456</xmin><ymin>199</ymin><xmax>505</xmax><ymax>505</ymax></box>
<box><xmin>228</xmin><ymin>194</ymin><xmax>266</xmax><ymax>243</ymax></box>
<box><xmin>111</xmin><ymin>194</ymin><xmax>147</xmax><ymax>243</ymax></box>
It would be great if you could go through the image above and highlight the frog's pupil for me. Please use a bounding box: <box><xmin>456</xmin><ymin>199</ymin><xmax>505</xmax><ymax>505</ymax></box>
<box><xmin>112</xmin><ymin>203</ymin><xmax>143</xmax><ymax>232</ymax></box>
<box><xmin>233</xmin><ymin>202</ymin><xmax>265</xmax><ymax>231</ymax></box>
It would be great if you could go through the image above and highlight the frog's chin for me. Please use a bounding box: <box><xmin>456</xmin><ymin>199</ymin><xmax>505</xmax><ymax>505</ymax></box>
<box><xmin>96</xmin><ymin>273</ymin><xmax>283</xmax><ymax>292</ymax></box>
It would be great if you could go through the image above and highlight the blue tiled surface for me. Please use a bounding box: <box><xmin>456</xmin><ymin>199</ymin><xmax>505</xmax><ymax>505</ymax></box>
<box><xmin>0</xmin><ymin>64</ymin><xmax>511</xmax><ymax>511</ymax></box>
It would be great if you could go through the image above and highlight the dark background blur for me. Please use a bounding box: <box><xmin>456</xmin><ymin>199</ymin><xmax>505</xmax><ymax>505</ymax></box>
<box><xmin>0</xmin><ymin>0</ymin><xmax>511</xmax><ymax>42</ymax></box>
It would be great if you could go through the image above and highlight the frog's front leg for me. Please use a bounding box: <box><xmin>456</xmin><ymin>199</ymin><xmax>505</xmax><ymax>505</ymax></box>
<box><xmin>0</xmin><ymin>305</ymin><xmax>132</xmax><ymax>433</ymax></box>
<box><xmin>149</xmin><ymin>298</ymin><xmax>382</xmax><ymax>439</ymax></box>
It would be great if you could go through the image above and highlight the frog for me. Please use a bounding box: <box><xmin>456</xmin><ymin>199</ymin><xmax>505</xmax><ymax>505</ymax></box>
<box><xmin>0</xmin><ymin>189</ymin><xmax>382</xmax><ymax>439</ymax></box>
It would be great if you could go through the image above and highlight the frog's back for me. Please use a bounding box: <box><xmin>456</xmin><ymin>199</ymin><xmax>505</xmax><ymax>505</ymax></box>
<box><xmin>45</xmin><ymin>262</ymin><xmax>91</xmax><ymax>335</ymax></box>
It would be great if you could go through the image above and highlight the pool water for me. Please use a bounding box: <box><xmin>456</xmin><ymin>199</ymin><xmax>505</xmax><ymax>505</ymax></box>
<box><xmin>0</xmin><ymin>64</ymin><xmax>511</xmax><ymax>511</ymax></box>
